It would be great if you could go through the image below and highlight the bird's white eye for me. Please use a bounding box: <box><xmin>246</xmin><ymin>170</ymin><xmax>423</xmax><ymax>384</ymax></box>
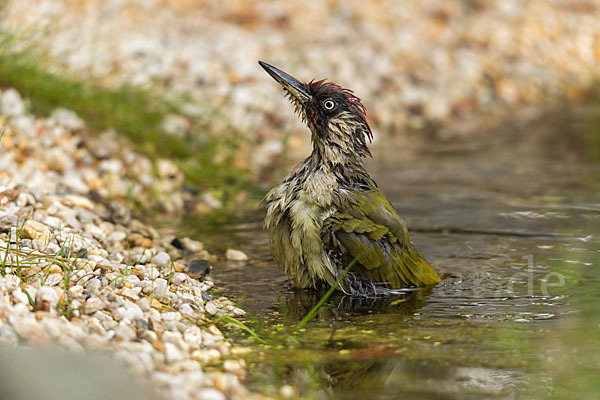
<box><xmin>324</xmin><ymin>100</ymin><xmax>335</xmax><ymax>110</ymax></box>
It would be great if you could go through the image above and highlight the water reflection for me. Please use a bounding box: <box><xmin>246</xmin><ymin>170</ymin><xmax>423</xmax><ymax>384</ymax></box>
<box><xmin>280</xmin><ymin>287</ymin><xmax>429</xmax><ymax>323</ymax></box>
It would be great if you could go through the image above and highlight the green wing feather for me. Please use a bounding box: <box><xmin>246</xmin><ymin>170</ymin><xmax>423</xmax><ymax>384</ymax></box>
<box><xmin>323</xmin><ymin>189</ymin><xmax>440</xmax><ymax>288</ymax></box>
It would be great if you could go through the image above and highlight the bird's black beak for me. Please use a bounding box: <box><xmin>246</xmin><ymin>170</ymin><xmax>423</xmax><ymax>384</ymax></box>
<box><xmin>259</xmin><ymin>61</ymin><xmax>311</xmax><ymax>104</ymax></box>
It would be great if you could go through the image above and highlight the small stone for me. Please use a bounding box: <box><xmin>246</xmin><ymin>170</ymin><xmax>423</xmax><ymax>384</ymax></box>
<box><xmin>124</xmin><ymin>275</ymin><xmax>141</xmax><ymax>288</ymax></box>
<box><xmin>50</xmin><ymin>108</ymin><xmax>85</xmax><ymax>130</ymax></box>
<box><xmin>113</xmin><ymin>322</ymin><xmax>137</xmax><ymax>341</ymax></box>
<box><xmin>164</xmin><ymin>342</ymin><xmax>185</xmax><ymax>363</ymax></box>
<box><xmin>41</xmin><ymin>215</ymin><xmax>63</xmax><ymax>230</ymax></box>
<box><xmin>116</xmin><ymin>301</ymin><xmax>143</xmax><ymax>322</ymax></box>
<box><xmin>223</xmin><ymin>359</ymin><xmax>246</xmax><ymax>379</ymax></box>
<box><xmin>34</xmin><ymin>286</ymin><xmax>59</xmax><ymax>313</ymax></box>
<box><xmin>11</xmin><ymin>288</ymin><xmax>30</xmax><ymax>305</ymax></box>
<box><xmin>109</xmin><ymin>201</ymin><xmax>131</xmax><ymax>225</ymax></box>
<box><xmin>170</xmin><ymin>237</ymin><xmax>185</xmax><ymax>250</ymax></box>
<box><xmin>183</xmin><ymin>326</ymin><xmax>202</xmax><ymax>349</ymax></box>
<box><xmin>3</xmin><ymin>274</ymin><xmax>20</xmax><ymax>291</ymax></box>
<box><xmin>140</xmin><ymin>279</ymin><xmax>155</xmax><ymax>294</ymax></box>
<box><xmin>21</xmin><ymin>220</ymin><xmax>51</xmax><ymax>244</ymax></box>
<box><xmin>195</xmin><ymin>388</ymin><xmax>225</xmax><ymax>400</ymax></box>
<box><xmin>151</xmin><ymin>278</ymin><xmax>168</xmax><ymax>299</ymax></box>
<box><xmin>187</xmin><ymin>259</ymin><xmax>211</xmax><ymax>281</ymax></box>
<box><xmin>207</xmin><ymin>325</ymin><xmax>223</xmax><ymax>339</ymax></box>
<box><xmin>134</xmin><ymin>318</ymin><xmax>150</xmax><ymax>331</ymax></box>
<box><xmin>16</xmin><ymin>192</ymin><xmax>33</xmax><ymax>207</ymax></box>
<box><xmin>225</xmin><ymin>249</ymin><xmax>248</xmax><ymax>261</ymax></box>
<box><xmin>137</xmin><ymin>297</ymin><xmax>151</xmax><ymax>312</ymax></box>
<box><xmin>178</xmin><ymin>303</ymin><xmax>195</xmax><ymax>317</ymax></box>
<box><xmin>161</xmin><ymin>114</ymin><xmax>190</xmax><ymax>136</ymax></box>
<box><xmin>85</xmin><ymin>297</ymin><xmax>106</xmax><ymax>313</ymax></box>
<box><xmin>0</xmin><ymin>189</ymin><xmax>20</xmax><ymax>202</ymax></box>
<box><xmin>171</xmin><ymin>272</ymin><xmax>187</xmax><ymax>285</ymax></box>
<box><xmin>211</xmin><ymin>374</ymin><xmax>238</xmax><ymax>393</ymax></box>
<box><xmin>68</xmin><ymin>284</ymin><xmax>84</xmax><ymax>298</ymax></box>
<box><xmin>152</xmin><ymin>251</ymin><xmax>171</xmax><ymax>268</ymax></box>
<box><xmin>45</xmin><ymin>273</ymin><xmax>63</xmax><ymax>287</ymax></box>
<box><xmin>144</xmin><ymin>267</ymin><xmax>160</xmax><ymax>280</ymax></box>
<box><xmin>200</xmin><ymin>192</ymin><xmax>222</xmax><ymax>209</ymax></box>
<box><xmin>140</xmin><ymin>330</ymin><xmax>158</xmax><ymax>343</ymax></box>
<box><xmin>162</xmin><ymin>330</ymin><xmax>184</xmax><ymax>345</ymax></box>
<box><xmin>108</xmin><ymin>230</ymin><xmax>127</xmax><ymax>243</ymax></box>
<box><xmin>85</xmin><ymin>278</ymin><xmax>102</xmax><ymax>292</ymax></box>
<box><xmin>11</xmin><ymin>318</ymin><xmax>51</xmax><ymax>346</ymax></box>
<box><xmin>128</xmin><ymin>233</ymin><xmax>152</xmax><ymax>248</ymax></box>
<box><xmin>191</xmin><ymin>349</ymin><xmax>221</xmax><ymax>363</ymax></box>
<box><xmin>161</xmin><ymin>312</ymin><xmax>181</xmax><ymax>323</ymax></box>
<box><xmin>227</xmin><ymin>306</ymin><xmax>246</xmax><ymax>317</ymax></box>
<box><xmin>81</xmin><ymin>333</ymin><xmax>109</xmax><ymax>350</ymax></box>
<box><xmin>204</xmin><ymin>301</ymin><xmax>218</xmax><ymax>316</ymax></box>
<box><xmin>1</xmin><ymin>88</ymin><xmax>26</xmax><ymax>116</ymax></box>
<box><xmin>87</xmin><ymin>318</ymin><xmax>106</xmax><ymax>335</ymax></box>
<box><xmin>64</xmin><ymin>215</ymin><xmax>82</xmax><ymax>230</ymax></box>
<box><xmin>122</xmin><ymin>287</ymin><xmax>142</xmax><ymax>298</ymax></box>
<box><xmin>181</xmin><ymin>238</ymin><xmax>203</xmax><ymax>253</ymax></box>
<box><xmin>61</xmin><ymin>194</ymin><xmax>95</xmax><ymax>209</ymax></box>
<box><xmin>98</xmin><ymin>159</ymin><xmax>124</xmax><ymax>174</ymax></box>
<box><xmin>156</xmin><ymin>159</ymin><xmax>183</xmax><ymax>183</ymax></box>
<box><xmin>280</xmin><ymin>385</ymin><xmax>296</xmax><ymax>399</ymax></box>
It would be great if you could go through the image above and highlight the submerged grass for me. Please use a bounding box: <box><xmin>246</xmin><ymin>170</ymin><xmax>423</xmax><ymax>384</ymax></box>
<box><xmin>296</xmin><ymin>257</ymin><xmax>358</xmax><ymax>329</ymax></box>
<box><xmin>0</xmin><ymin>30</ymin><xmax>254</xmax><ymax>202</ymax></box>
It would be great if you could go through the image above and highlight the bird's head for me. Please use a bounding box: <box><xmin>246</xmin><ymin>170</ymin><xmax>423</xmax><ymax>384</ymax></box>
<box><xmin>259</xmin><ymin>61</ymin><xmax>373</xmax><ymax>164</ymax></box>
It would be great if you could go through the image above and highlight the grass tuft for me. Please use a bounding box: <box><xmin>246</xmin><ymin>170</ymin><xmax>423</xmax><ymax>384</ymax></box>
<box><xmin>0</xmin><ymin>30</ymin><xmax>255</xmax><ymax>201</ymax></box>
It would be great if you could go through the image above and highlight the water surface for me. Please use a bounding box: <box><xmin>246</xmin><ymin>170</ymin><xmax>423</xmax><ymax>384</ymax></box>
<box><xmin>180</xmin><ymin>105</ymin><xmax>600</xmax><ymax>399</ymax></box>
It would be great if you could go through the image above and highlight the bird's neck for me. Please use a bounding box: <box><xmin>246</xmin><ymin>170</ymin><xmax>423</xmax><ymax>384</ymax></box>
<box><xmin>308</xmin><ymin>146</ymin><xmax>362</xmax><ymax>170</ymax></box>
<box><xmin>303</xmin><ymin>151</ymin><xmax>376</xmax><ymax>190</ymax></box>
<box><xmin>308</xmin><ymin>115</ymin><xmax>370</xmax><ymax>164</ymax></box>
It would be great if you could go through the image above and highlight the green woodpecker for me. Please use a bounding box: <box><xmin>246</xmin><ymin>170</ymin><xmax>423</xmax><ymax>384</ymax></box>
<box><xmin>259</xmin><ymin>61</ymin><xmax>440</xmax><ymax>296</ymax></box>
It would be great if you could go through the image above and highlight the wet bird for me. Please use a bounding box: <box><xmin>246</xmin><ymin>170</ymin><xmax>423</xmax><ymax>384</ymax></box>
<box><xmin>259</xmin><ymin>61</ymin><xmax>440</xmax><ymax>296</ymax></box>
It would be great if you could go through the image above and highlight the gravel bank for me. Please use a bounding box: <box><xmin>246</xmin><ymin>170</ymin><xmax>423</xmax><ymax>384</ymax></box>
<box><xmin>0</xmin><ymin>88</ymin><xmax>264</xmax><ymax>400</ymax></box>
<box><xmin>3</xmin><ymin>0</ymin><xmax>600</xmax><ymax>171</ymax></box>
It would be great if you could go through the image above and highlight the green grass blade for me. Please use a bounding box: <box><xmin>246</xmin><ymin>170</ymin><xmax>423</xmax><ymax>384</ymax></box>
<box><xmin>296</xmin><ymin>257</ymin><xmax>358</xmax><ymax>329</ymax></box>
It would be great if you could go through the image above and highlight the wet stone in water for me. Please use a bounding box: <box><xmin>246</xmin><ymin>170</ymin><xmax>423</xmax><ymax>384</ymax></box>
<box><xmin>187</xmin><ymin>259</ymin><xmax>211</xmax><ymax>281</ymax></box>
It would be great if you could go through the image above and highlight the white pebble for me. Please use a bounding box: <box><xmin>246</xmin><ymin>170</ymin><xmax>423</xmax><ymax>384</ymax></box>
<box><xmin>151</xmin><ymin>278</ymin><xmax>168</xmax><ymax>299</ymax></box>
<box><xmin>204</xmin><ymin>302</ymin><xmax>218</xmax><ymax>316</ymax></box>
<box><xmin>122</xmin><ymin>287</ymin><xmax>142</xmax><ymax>298</ymax></box>
<box><xmin>85</xmin><ymin>278</ymin><xmax>102</xmax><ymax>292</ymax></box>
<box><xmin>225</xmin><ymin>249</ymin><xmax>248</xmax><ymax>261</ymax></box>
<box><xmin>195</xmin><ymin>388</ymin><xmax>226</xmax><ymax>400</ymax></box>
<box><xmin>178</xmin><ymin>303</ymin><xmax>195</xmax><ymax>317</ymax></box>
<box><xmin>144</xmin><ymin>267</ymin><xmax>160</xmax><ymax>280</ymax></box>
<box><xmin>116</xmin><ymin>301</ymin><xmax>143</xmax><ymax>322</ymax></box>
<box><xmin>35</xmin><ymin>286</ymin><xmax>59</xmax><ymax>313</ymax></box>
<box><xmin>50</xmin><ymin>108</ymin><xmax>85</xmax><ymax>130</ymax></box>
<box><xmin>108</xmin><ymin>231</ymin><xmax>127</xmax><ymax>242</ymax></box>
<box><xmin>164</xmin><ymin>342</ymin><xmax>185</xmax><ymax>363</ymax></box>
<box><xmin>1</xmin><ymin>88</ymin><xmax>26</xmax><ymax>116</ymax></box>
<box><xmin>68</xmin><ymin>285</ymin><xmax>84</xmax><ymax>298</ymax></box>
<box><xmin>140</xmin><ymin>330</ymin><xmax>158</xmax><ymax>343</ymax></box>
<box><xmin>42</xmin><ymin>215</ymin><xmax>63</xmax><ymax>230</ymax></box>
<box><xmin>171</xmin><ymin>272</ymin><xmax>187</xmax><ymax>286</ymax></box>
<box><xmin>152</xmin><ymin>251</ymin><xmax>171</xmax><ymax>268</ymax></box>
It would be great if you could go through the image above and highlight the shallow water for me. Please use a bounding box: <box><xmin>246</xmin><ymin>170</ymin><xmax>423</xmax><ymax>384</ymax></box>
<box><xmin>180</xmin><ymin>106</ymin><xmax>600</xmax><ymax>399</ymax></box>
